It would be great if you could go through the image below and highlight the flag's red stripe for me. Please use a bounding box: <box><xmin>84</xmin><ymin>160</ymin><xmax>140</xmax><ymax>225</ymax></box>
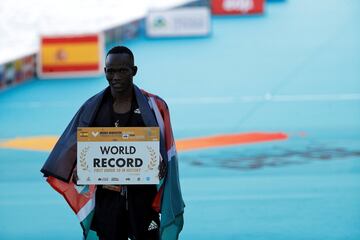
<box><xmin>47</xmin><ymin>176</ymin><xmax>95</xmax><ymax>213</ymax></box>
<box><xmin>42</xmin><ymin>36</ymin><xmax>99</xmax><ymax>44</ymax></box>
<box><xmin>42</xmin><ymin>64</ymin><xmax>99</xmax><ymax>72</ymax></box>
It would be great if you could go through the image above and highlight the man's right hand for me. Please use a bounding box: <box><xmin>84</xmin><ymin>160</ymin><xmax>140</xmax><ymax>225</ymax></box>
<box><xmin>71</xmin><ymin>166</ymin><xmax>79</xmax><ymax>185</ymax></box>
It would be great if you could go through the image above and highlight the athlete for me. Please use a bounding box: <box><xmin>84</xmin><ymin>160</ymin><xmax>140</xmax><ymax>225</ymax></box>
<box><xmin>41</xmin><ymin>46</ymin><xmax>184</xmax><ymax>240</ymax></box>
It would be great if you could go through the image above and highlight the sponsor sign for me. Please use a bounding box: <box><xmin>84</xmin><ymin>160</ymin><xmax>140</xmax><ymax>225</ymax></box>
<box><xmin>38</xmin><ymin>33</ymin><xmax>104</xmax><ymax>78</ymax></box>
<box><xmin>212</xmin><ymin>0</ymin><xmax>264</xmax><ymax>15</ymax></box>
<box><xmin>77</xmin><ymin>127</ymin><xmax>160</xmax><ymax>185</ymax></box>
<box><xmin>0</xmin><ymin>55</ymin><xmax>35</xmax><ymax>90</ymax></box>
<box><xmin>22</xmin><ymin>55</ymin><xmax>35</xmax><ymax>79</ymax></box>
<box><xmin>105</xmin><ymin>21</ymin><xmax>140</xmax><ymax>45</ymax></box>
<box><xmin>121</xmin><ymin>21</ymin><xmax>140</xmax><ymax>41</ymax></box>
<box><xmin>105</xmin><ymin>28</ymin><xmax>116</xmax><ymax>45</ymax></box>
<box><xmin>105</xmin><ymin>26</ymin><xmax>122</xmax><ymax>45</ymax></box>
<box><xmin>14</xmin><ymin>59</ymin><xmax>24</xmax><ymax>83</ymax></box>
<box><xmin>5</xmin><ymin>62</ymin><xmax>15</xmax><ymax>86</ymax></box>
<box><xmin>146</xmin><ymin>7</ymin><xmax>211</xmax><ymax>37</ymax></box>
<box><xmin>0</xmin><ymin>64</ymin><xmax>4</xmax><ymax>89</ymax></box>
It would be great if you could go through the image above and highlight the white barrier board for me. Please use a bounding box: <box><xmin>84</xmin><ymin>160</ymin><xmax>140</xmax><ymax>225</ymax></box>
<box><xmin>146</xmin><ymin>7</ymin><xmax>211</xmax><ymax>37</ymax></box>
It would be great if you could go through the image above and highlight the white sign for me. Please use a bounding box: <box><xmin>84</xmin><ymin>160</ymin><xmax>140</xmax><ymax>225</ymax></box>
<box><xmin>146</xmin><ymin>7</ymin><xmax>211</xmax><ymax>37</ymax></box>
<box><xmin>77</xmin><ymin>127</ymin><xmax>160</xmax><ymax>185</ymax></box>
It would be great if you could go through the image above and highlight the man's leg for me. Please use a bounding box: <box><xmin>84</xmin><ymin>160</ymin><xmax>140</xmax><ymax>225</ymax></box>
<box><xmin>127</xmin><ymin>185</ymin><xmax>160</xmax><ymax>240</ymax></box>
<box><xmin>91</xmin><ymin>187</ymin><xmax>129</xmax><ymax>240</ymax></box>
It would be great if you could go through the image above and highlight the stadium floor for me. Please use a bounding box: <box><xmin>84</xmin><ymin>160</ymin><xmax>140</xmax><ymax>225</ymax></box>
<box><xmin>1</xmin><ymin>0</ymin><xmax>360</xmax><ymax>239</ymax></box>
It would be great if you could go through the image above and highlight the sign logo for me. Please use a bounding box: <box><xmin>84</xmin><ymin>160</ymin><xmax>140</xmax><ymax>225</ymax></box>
<box><xmin>80</xmin><ymin>132</ymin><xmax>89</xmax><ymax>137</ymax></box>
<box><xmin>153</xmin><ymin>17</ymin><xmax>166</xmax><ymax>28</ymax></box>
<box><xmin>223</xmin><ymin>0</ymin><xmax>254</xmax><ymax>12</ymax></box>
<box><xmin>92</xmin><ymin>131</ymin><xmax>99</xmax><ymax>137</ymax></box>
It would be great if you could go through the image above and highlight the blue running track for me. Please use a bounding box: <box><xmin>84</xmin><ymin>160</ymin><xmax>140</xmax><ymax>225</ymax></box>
<box><xmin>0</xmin><ymin>0</ymin><xmax>360</xmax><ymax>239</ymax></box>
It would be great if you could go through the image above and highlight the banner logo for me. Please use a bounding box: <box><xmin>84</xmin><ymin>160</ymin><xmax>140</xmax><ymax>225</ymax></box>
<box><xmin>153</xmin><ymin>17</ymin><xmax>167</xmax><ymax>28</ymax></box>
<box><xmin>223</xmin><ymin>0</ymin><xmax>254</xmax><ymax>12</ymax></box>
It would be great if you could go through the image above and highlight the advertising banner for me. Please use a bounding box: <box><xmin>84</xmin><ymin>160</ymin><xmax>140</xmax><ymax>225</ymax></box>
<box><xmin>22</xmin><ymin>55</ymin><xmax>35</xmax><ymax>80</ymax></box>
<box><xmin>105</xmin><ymin>21</ymin><xmax>140</xmax><ymax>45</ymax></box>
<box><xmin>146</xmin><ymin>7</ymin><xmax>211</xmax><ymax>37</ymax></box>
<box><xmin>105</xmin><ymin>28</ymin><xmax>117</xmax><ymax>45</ymax></box>
<box><xmin>0</xmin><ymin>64</ymin><xmax>4</xmax><ymax>89</ymax></box>
<box><xmin>77</xmin><ymin>127</ymin><xmax>160</xmax><ymax>185</ymax></box>
<box><xmin>212</xmin><ymin>0</ymin><xmax>264</xmax><ymax>15</ymax></box>
<box><xmin>5</xmin><ymin>62</ymin><xmax>15</xmax><ymax>86</ymax></box>
<box><xmin>121</xmin><ymin>21</ymin><xmax>141</xmax><ymax>41</ymax></box>
<box><xmin>14</xmin><ymin>59</ymin><xmax>24</xmax><ymax>83</ymax></box>
<box><xmin>38</xmin><ymin>33</ymin><xmax>104</xmax><ymax>78</ymax></box>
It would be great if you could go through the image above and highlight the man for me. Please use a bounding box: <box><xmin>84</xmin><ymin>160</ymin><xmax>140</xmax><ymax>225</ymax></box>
<box><xmin>41</xmin><ymin>46</ymin><xmax>184</xmax><ymax>240</ymax></box>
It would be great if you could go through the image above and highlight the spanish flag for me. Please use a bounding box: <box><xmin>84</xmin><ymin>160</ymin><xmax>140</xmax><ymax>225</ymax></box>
<box><xmin>38</xmin><ymin>33</ymin><xmax>103</xmax><ymax>78</ymax></box>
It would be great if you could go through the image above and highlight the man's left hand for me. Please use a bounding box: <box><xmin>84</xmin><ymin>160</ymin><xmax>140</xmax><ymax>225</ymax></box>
<box><xmin>158</xmin><ymin>155</ymin><xmax>166</xmax><ymax>180</ymax></box>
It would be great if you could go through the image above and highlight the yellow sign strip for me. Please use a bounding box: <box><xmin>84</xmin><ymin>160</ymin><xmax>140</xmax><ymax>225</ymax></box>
<box><xmin>77</xmin><ymin>127</ymin><xmax>160</xmax><ymax>142</ymax></box>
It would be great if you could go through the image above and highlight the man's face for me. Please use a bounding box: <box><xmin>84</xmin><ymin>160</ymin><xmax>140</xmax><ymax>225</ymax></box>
<box><xmin>104</xmin><ymin>53</ymin><xmax>137</xmax><ymax>95</ymax></box>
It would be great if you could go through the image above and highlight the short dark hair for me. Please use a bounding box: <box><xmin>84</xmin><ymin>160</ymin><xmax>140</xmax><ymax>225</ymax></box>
<box><xmin>106</xmin><ymin>46</ymin><xmax>134</xmax><ymax>63</ymax></box>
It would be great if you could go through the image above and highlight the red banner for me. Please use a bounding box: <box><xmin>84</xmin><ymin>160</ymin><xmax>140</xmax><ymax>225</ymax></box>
<box><xmin>212</xmin><ymin>0</ymin><xmax>264</xmax><ymax>15</ymax></box>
